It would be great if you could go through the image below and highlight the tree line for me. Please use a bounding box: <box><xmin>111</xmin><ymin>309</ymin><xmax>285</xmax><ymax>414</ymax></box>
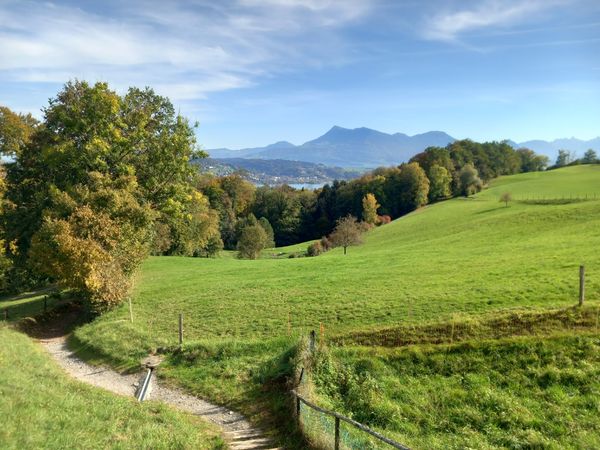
<box><xmin>195</xmin><ymin>139</ymin><xmax>550</xmax><ymax>253</ymax></box>
<box><xmin>0</xmin><ymin>81</ymin><xmax>551</xmax><ymax>311</ymax></box>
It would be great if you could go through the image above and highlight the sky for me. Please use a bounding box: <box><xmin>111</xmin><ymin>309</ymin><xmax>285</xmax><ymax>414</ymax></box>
<box><xmin>1</xmin><ymin>0</ymin><xmax>599</xmax><ymax>149</ymax></box>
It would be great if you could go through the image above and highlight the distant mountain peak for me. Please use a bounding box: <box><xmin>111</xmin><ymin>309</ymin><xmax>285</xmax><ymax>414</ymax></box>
<box><xmin>207</xmin><ymin>127</ymin><xmax>600</xmax><ymax>168</ymax></box>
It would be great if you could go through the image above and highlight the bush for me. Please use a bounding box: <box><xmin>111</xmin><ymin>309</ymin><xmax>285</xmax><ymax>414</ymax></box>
<box><xmin>307</xmin><ymin>241</ymin><xmax>323</xmax><ymax>257</ymax></box>
<box><xmin>320</xmin><ymin>236</ymin><xmax>333</xmax><ymax>251</ymax></box>
<box><xmin>236</xmin><ymin>224</ymin><xmax>267</xmax><ymax>259</ymax></box>
<box><xmin>377</xmin><ymin>215</ymin><xmax>392</xmax><ymax>225</ymax></box>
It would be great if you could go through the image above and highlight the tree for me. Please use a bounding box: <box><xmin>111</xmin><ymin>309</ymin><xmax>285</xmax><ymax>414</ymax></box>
<box><xmin>499</xmin><ymin>192</ymin><xmax>512</xmax><ymax>207</ymax></box>
<box><xmin>582</xmin><ymin>149</ymin><xmax>598</xmax><ymax>164</ymax></box>
<box><xmin>329</xmin><ymin>215</ymin><xmax>363</xmax><ymax>255</ymax></box>
<box><xmin>458</xmin><ymin>164</ymin><xmax>483</xmax><ymax>196</ymax></box>
<box><xmin>361</xmin><ymin>193</ymin><xmax>380</xmax><ymax>225</ymax></box>
<box><xmin>517</xmin><ymin>148</ymin><xmax>549</xmax><ymax>172</ymax></box>
<box><xmin>0</xmin><ymin>106</ymin><xmax>39</xmax><ymax>158</ymax></box>
<box><xmin>236</xmin><ymin>224</ymin><xmax>267</xmax><ymax>259</ymax></box>
<box><xmin>258</xmin><ymin>217</ymin><xmax>276</xmax><ymax>248</ymax></box>
<box><xmin>427</xmin><ymin>164</ymin><xmax>452</xmax><ymax>201</ymax></box>
<box><xmin>555</xmin><ymin>149</ymin><xmax>574</xmax><ymax>167</ymax></box>
<box><xmin>28</xmin><ymin>173</ymin><xmax>153</xmax><ymax>311</ymax></box>
<box><xmin>2</xmin><ymin>80</ymin><xmax>210</xmax><ymax>309</ymax></box>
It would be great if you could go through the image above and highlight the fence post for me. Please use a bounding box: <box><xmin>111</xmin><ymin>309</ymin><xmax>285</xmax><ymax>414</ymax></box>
<box><xmin>309</xmin><ymin>330</ymin><xmax>316</xmax><ymax>352</ymax></box>
<box><xmin>3</xmin><ymin>309</ymin><xmax>7</xmax><ymax>321</ymax></box>
<box><xmin>129</xmin><ymin>299</ymin><xmax>134</xmax><ymax>323</ymax></box>
<box><xmin>179</xmin><ymin>313</ymin><xmax>184</xmax><ymax>346</ymax></box>
<box><xmin>334</xmin><ymin>416</ymin><xmax>340</xmax><ymax>450</ymax></box>
<box><xmin>579</xmin><ymin>265</ymin><xmax>585</xmax><ymax>306</ymax></box>
<box><xmin>296</xmin><ymin>394</ymin><xmax>301</xmax><ymax>423</ymax></box>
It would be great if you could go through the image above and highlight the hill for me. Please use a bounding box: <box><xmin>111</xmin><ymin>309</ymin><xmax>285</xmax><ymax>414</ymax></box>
<box><xmin>195</xmin><ymin>157</ymin><xmax>360</xmax><ymax>186</ymax></box>
<box><xmin>72</xmin><ymin>165</ymin><xmax>600</xmax><ymax>448</ymax></box>
<box><xmin>209</xmin><ymin>126</ymin><xmax>600</xmax><ymax>167</ymax></box>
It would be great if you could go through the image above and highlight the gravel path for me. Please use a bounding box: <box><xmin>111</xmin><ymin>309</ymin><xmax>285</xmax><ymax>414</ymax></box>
<box><xmin>39</xmin><ymin>336</ymin><xmax>280</xmax><ymax>450</ymax></box>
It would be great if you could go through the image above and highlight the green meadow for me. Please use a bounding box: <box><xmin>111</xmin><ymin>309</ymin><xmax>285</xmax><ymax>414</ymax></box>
<box><xmin>69</xmin><ymin>165</ymin><xmax>600</xmax><ymax>448</ymax></box>
<box><xmin>77</xmin><ymin>165</ymin><xmax>600</xmax><ymax>347</ymax></box>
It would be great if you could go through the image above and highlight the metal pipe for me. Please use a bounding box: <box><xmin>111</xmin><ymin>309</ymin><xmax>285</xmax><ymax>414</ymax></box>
<box><xmin>136</xmin><ymin>368</ymin><xmax>153</xmax><ymax>402</ymax></box>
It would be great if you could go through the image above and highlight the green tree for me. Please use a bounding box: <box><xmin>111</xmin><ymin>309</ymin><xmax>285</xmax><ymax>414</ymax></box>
<box><xmin>330</xmin><ymin>215</ymin><xmax>363</xmax><ymax>255</ymax></box>
<box><xmin>0</xmin><ymin>106</ymin><xmax>39</xmax><ymax>158</ymax></box>
<box><xmin>459</xmin><ymin>164</ymin><xmax>483</xmax><ymax>196</ymax></box>
<box><xmin>395</xmin><ymin>162</ymin><xmax>430</xmax><ymax>214</ymax></box>
<box><xmin>237</xmin><ymin>224</ymin><xmax>267</xmax><ymax>259</ymax></box>
<box><xmin>582</xmin><ymin>149</ymin><xmax>598</xmax><ymax>164</ymax></box>
<box><xmin>259</xmin><ymin>217</ymin><xmax>276</xmax><ymax>248</ymax></box>
<box><xmin>517</xmin><ymin>148</ymin><xmax>549</xmax><ymax>172</ymax></box>
<box><xmin>555</xmin><ymin>149</ymin><xmax>574</xmax><ymax>167</ymax></box>
<box><xmin>361</xmin><ymin>193</ymin><xmax>380</xmax><ymax>225</ymax></box>
<box><xmin>427</xmin><ymin>164</ymin><xmax>452</xmax><ymax>201</ymax></box>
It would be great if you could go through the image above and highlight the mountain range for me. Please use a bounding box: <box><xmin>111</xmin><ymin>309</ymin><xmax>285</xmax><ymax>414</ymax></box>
<box><xmin>208</xmin><ymin>126</ymin><xmax>600</xmax><ymax>168</ymax></box>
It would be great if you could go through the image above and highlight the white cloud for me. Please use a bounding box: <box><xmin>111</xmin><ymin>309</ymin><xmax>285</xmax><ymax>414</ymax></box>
<box><xmin>0</xmin><ymin>0</ymin><xmax>373</xmax><ymax>108</ymax></box>
<box><xmin>422</xmin><ymin>0</ymin><xmax>571</xmax><ymax>42</ymax></box>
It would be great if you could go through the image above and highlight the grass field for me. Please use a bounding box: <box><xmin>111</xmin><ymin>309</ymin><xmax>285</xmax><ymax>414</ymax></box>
<box><xmin>0</xmin><ymin>325</ymin><xmax>224</xmax><ymax>449</ymax></box>
<box><xmin>68</xmin><ymin>165</ymin><xmax>600</xmax><ymax>448</ymax></box>
<box><xmin>76</xmin><ymin>165</ymin><xmax>600</xmax><ymax>347</ymax></box>
<box><xmin>311</xmin><ymin>332</ymin><xmax>600</xmax><ymax>449</ymax></box>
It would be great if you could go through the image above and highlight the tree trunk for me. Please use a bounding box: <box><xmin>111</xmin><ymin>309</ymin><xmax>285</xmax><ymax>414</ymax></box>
<box><xmin>344</xmin><ymin>246</ymin><xmax>347</xmax><ymax>255</ymax></box>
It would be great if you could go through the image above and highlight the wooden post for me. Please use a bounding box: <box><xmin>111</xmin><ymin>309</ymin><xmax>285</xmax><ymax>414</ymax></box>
<box><xmin>3</xmin><ymin>309</ymin><xmax>7</xmax><ymax>321</ymax></box>
<box><xmin>287</xmin><ymin>311</ymin><xmax>292</xmax><ymax>336</ymax></box>
<box><xmin>179</xmin><ymin>313</ymin><xmax>184</xmax><ymax>346</ymax></box>
<box><xmin>128</xmin><ymin>299</ymin><xmax>134</xmax><ymax>323</ymax></box>
<box><xmin>309</xmin><ymin>330</ymin><xmax>316</xmax><ymax>353</ymax></box>
<box><xmin>334</xmin><ymin>416</ymin><xmax>341</xmax><ymax>450</ymax></box>
<box><xmin>296</xmin><ymin>395</ymin><xmax>301</xmax><ymax>422</ymax></box>
<box><xmin>579</xmin><ymin>265</ymin><xmax>585</xmax><ymax>306</ymax></box>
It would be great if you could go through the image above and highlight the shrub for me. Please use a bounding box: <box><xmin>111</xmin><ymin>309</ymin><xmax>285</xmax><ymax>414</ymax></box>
<box><xmin>236</xmin><ymin>224</ymin><xmax>267</xmax><ymax>259</ymax></box>
<box><xmin>307</xmin><ymin>241</ymin><xmax>323</xmax><ymax>257</ymax></box>
<box><xmin>377</xmin><ymin>215</ymin><xmax>392</xmax><ymax>225</ymax></box>
<box><xmin>320</xmin><ymin>236</ymin><xmax>333</xmax><ymax>251</ymax></box>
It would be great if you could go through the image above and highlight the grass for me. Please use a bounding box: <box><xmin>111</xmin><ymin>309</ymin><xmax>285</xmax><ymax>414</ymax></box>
<box><xmin>310</xmin><ymin>332</ymin><xmax>600</xmax><ymax>449</ymax></box>
<box><xmin>78</xmin><ymin>165</ymin><xmax>600</xmax><ymax>346</ymax></box>
<box><xmin>0</xmin><ymin>288</ymin><xmax>66</xmax><ymax>322</ymax></box>
<box><xmin>67</xmin><ymin>165</ymin><xmax>600</xmax><ymax>448</ymax></box>
<box><xmin>0</xmin><ymin>325</ymin><xmax>225</xmax><ymax>450</ymax></box>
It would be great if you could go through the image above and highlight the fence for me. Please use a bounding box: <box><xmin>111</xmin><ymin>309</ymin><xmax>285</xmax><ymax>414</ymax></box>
<box><xmin>292</xmin><ymin>387</ymin><xmax>410</xmax><ymax>450</ymax></box>
<box><xmin>514</xmin><ymin>193</ymin><xmax>600</xmax><ymax>204</ymax></box>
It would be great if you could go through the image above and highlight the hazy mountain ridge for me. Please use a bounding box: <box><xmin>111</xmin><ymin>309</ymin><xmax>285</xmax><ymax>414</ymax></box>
<box><xmin>208</xmin><ymin>126</ymin><xmax>600</xmax><ymax>168</ymax></box>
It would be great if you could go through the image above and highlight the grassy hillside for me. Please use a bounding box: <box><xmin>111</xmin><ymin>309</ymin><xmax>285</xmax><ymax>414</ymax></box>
<box><xmin>70</xmin><ymin>165</ymin><xmax>600</xmax><ymax>447</ymax></box>
<box><xmin>0</xmin><ymin>326</ymin><xmax>224</xmax><ymax>449</ymax></box>
<box><xmin>311</xmin><ymin>332</ymin><xmax>600</xmax><ymax>449</ymax></box>
<box><xmin>78</xmin><ymin>165</ymin><xmax>600</xmax><ymax>348</ymax></box>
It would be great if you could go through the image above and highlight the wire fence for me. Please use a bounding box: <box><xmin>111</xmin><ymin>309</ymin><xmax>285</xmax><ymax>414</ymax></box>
<box><xmin>293</xmin><ymin>361</ymin><xmax>410</xmax><ymax>450</ymax></box>
<box><xmin>513</xmin><ymin>193</ymin><xmax>600</xmax><ymax>204</ymax></box>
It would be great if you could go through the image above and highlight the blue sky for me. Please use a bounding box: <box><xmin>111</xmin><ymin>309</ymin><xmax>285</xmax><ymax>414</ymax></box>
<box><xmin>1</xmin><ymin>0</ymin><xmax>599</xmax><ymax>149</ymax></box>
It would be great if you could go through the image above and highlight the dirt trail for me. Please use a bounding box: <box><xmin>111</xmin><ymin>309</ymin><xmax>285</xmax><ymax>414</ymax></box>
<box><xmin>39</xmin><ymin>335</ymin><xmax>279</xmax><ymax>450</ymax></box>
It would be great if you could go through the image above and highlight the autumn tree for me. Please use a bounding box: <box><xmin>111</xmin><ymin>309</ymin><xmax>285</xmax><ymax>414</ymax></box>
<box><xmin>0</xmin><ymin>106</ymin><xmax>39</xmax><ymax>158</ymax></box>
<box><xmin>2</xmin><ymin>81</ymin><xmax>214</xmax><ymax>309</ymax></box>
<box><xmin>361</xmin><ymin>193</ymin><xmax>380</xmax><ymax>225</ymax></box>
<box><xmin>499</xmin><ymin>192</ymin><xmax>512</xmax><ymax>207</ymax></box>
<box><xmin>237</xmin><ymin>224</ymin><xmax>267</xmax><ymax>259</ymax></box>
<box><xmin>330</xmin><ymin>215</ymin><xmax>363</xmax><ymax>255</ymax></box>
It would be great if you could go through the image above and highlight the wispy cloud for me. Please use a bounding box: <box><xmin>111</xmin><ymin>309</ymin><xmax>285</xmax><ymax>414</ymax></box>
<box><xmin>0</xmin><ymin>0</ymin><xmax>372</xmax><ymax>106</ymax></box>
<box><xmin>422</xmin><ymin>0</ymin><xmax>572</xmax><ymax>42</ymax></box>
